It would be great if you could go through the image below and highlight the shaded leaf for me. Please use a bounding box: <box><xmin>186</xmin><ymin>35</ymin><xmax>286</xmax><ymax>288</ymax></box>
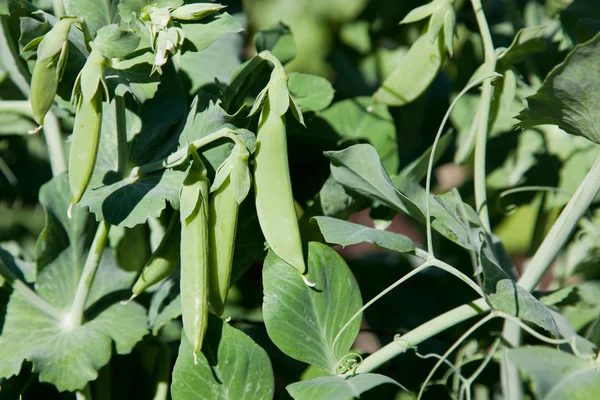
<box><xmin>254</xmin><ymin>21</ymin><xmax>296</xmax><ymax>65</ymax></box>
<box><xmin>288</xmin><ymin>72</ymin><xmax>334</xmax><ymax>112</ymax></box>
<box><xmin>287</xmin><ymin>374</ymin><xmax>405</xmax><ymax>399</ymax></box>
<box><xmin>171</xmin><ymin>317</ymin><xmax>274</xmax><ymax>400</ymax></box>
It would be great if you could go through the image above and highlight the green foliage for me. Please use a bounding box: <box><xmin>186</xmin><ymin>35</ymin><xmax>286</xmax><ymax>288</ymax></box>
<box><xmin>2</xmin><ymin>0</ymin><xmax>600</xmax><ymax>399</ymax></box>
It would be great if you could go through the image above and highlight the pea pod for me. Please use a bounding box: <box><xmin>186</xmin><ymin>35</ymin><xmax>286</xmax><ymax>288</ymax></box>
<box><xmin>29</xmin><ymin>17</ymin><xmax>80</xmax><ymax>128</ymax></box>
<box><xmin>254</xmin><ymin>97</ymin><xmax>306</xmax><ymax>274</ymax></box>
<box><xmin>373</xmin><ymin>30</ymin><xmax>445</xmax><ymax>106</ymax></box>
<box><xmin>130</xmin><ymin>212</ymin><xmax>181</xmax><ymax>300</ymax></box>
<box><xmin>68</xmin><ymin>45</ymin><xmax>106</xmax><ymax>206</ymax></box>
<box><xmin>180</xmin><ymin>149</ymin><xmax>210</xmax><ymax>362</ymax></box>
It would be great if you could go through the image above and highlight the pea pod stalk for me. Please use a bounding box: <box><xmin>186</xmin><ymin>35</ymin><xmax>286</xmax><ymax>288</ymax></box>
<box><xmin>180</xmin><ymin>149</ymin><xmax>210</xmax><ymax>363</ymax></box>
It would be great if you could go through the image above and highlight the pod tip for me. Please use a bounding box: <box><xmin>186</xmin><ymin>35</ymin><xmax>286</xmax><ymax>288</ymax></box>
<box><xmin>67</xmin><ymin>203</ymin><xmax>73</xmax><ymax>219</ymax></box>
<box><xmin>120</xmin><ymin>294</ymin><xmax>136</xmax><ymax>305</ymax></box>
<box><xmin>301</xmin><ymin>274</ymin><xmax>316</xmax><ymax>288</ymax></box>
<box><xmin>28</xmin><ymin>125</ymin><xmax>43</xmax><ymax>135</ymax></box>
<box><xmin>193</xmin><ymin>352</ymin><xmax>199</xmax><ymax>365</ymax></box>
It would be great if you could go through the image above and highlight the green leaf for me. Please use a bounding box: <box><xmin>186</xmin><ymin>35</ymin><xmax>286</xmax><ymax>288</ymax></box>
<box><xmin>64</xmin><ymin>0</ymin><xmax>119</xmax><ymax>38</ymax></box>
<box><xmin>262</xmin><ymin>242</ymin><xmax>362</xmax><ymax>374</ymax></box>
<box><xmin>312</xmin><ymin>216</ymin><xmax>414</xmax><ymax>253</ymax></box>
<box><xmin>288</xmin><ymin>72</ymin><xmax>334</xmax><ymax>112</ymax></box>
<box><xmin>326</xmin><ymin>144</ymin><xmax>473</xmax><ymax>249</ymax></box>
<box><xmin>373</xmin><ymin>31</ymin><xmax>444</xmax><ymax>106</ymax></box>
<box><xmin>320</xmin><ymin>98</ymin><xmax>398</xmax><ymax>174</ymax></box>
<box><xmin>171</xmin><ymin>317</ymin><xmax>275</xmax><ymax>400</ymax></box>
<box><xmin>94</xmin><ymin>24</ymin><xmax>141</xmax><ymax>59</ymax></box>
<box><xmin>79</xmin><ymin>63</ymin><xmax>187</xmax><ymax>227</ymax></box>
<box><xmin>181</xmin><ymin>12</ymin><xmax>242</xmax><ymax>54</ymax></box>
<box><xmin>287</xmin><ymin>374</ymin><xmax>405</xmax><ymax>399</ymax></box>
<box><xmin>479</xmin><ymin>241</ymin><xmax>560</xmax><ymax>337</ymax></box>
<box><xmin>497</xmin><ymin>26</ymin><xmax>547</xmax><ymax>70</ymax></box>
<box><xmin>179</xmin><ymin>27</ymin><xmax>243</xmax><ymax>94</ymax></box>
<box><xmin>109</xmin><ymin>52</ymin><xmax>161</xmax><ymax>102</ymax></box>
<box><xmin>254</xmin><ymin>22</ymin><xmax>296</xmax><ymax>65</ymax></box>
<box><xmin>148</xmin><ymin>279</ymin><xmax>181</xmax><ymax>335</ymax></box>
<box><xmin>516</xmin><ymin>32</ymin><xmax>600</xmax><ymax>144</ymax></box>
<box><xmin>508</xmin><ymin>346</ymin><xmax>600</xmax><ymax>399</ymax></box>
<box><xmin>0</xmin><ymin>175</ymin><xmax>148</xmax><ymax>391</ymax></box>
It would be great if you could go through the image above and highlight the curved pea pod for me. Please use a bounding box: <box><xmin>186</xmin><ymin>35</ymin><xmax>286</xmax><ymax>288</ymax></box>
<box><xmin>29</xmin><ymin>17</ymin><xmax>80</xmax><ymax>127</ymax></box>
<box><xmin>170</xmin><ymin>3</ymin><xmax>225</xmax><ymax>20</ymax></box>
<box><xmin>254</xmin><ymin>98</ymin><xmax>306</xmax><ymax>274</ymax></box>
<box><xmin>373</xmin><ymin>31</ymin><xmax>445</xmax><ymax>106</ymax></box>
<box><xmin>130</xmin><ymin>212</ymin><xmax>181</xmax><ymax>299</ymax></box>
<box><xmin>68</xmin><ymin>89</ymin><xmax>102</xmax><ymax>206</ymax></box>
<box><xmin>68</xmin><ymin>46</ymin><xmax>107</xmax><ymax>206</ymax></box>
<box><xmin>180</xmin><ymin>150</ymin><xmax>210</xmax><ymax>362</ymax></box>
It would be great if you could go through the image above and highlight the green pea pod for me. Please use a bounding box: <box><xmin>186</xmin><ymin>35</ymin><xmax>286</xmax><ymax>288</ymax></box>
<box><xmin>207</xmin><ymin>176</ymin><xmax>238</xmax><ymax>316</ymax></box>
<box><xmin>68</xmin><ymin>46</ymin><xmax>106</xmax><ymax>206</ymax></box>
<box><xmin>180</xmin><ymin>149</ymin><xmax>210</xmax><ymax>362</ymax></box>
<box><xmin>254</xmin><ymin>97</ymin><xmax>306</xmax><ymax>274</ymax></box>
<box><xmin>373</xmin><ymin>30</ymin><xmax>445</xmax><ymax>106</ymax></box>
<box><xmin>29</xmin><ymin>17</ymin><xmax>80</xmax><ymax>127</ymax></box>
<box><xmin>170</xmin><ymin>3</ymin><xmax>225</xmax><ymax>20</ymax></box>
<box><xmin>68</xmin><ymin>89</ymin><xmax>102</xmax><ymax>206</ymax></box>
<box><xmin>130</xmin><ymin>212</ymin><xmax>181</xmax><ymax>300</ymax></box>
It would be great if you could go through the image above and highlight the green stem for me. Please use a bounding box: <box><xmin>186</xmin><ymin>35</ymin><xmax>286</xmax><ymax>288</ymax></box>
<box><xmin>115</xmin><ymin>95</ymin><xmax>128</xmax><ymax>176</ymax></box>
<box><xmin>470</xmin><ymin>0</ymin><xmax>496</xmax><ymax>233</ymax></box>
<box><xmin>0</xmin><ymin>100</ymin><xmax>33</xmax><ymax>116</ymax></box>
<box><xmin>52</xmin><ymin>0</ymin><xmax>65</xmax><ymax>17</ymax></box>
<box><xmin>128</xmin><ymin>128</ymin><xmax>238</xmax><ymax>177</ymax></box>
<box><xmin>43</xmin><ymin>111</ymin><xmax>67</xmax><ymax>175</ymax></box>
<box><xmin>153</xmin><ymin>341</ymin><xmax>171</xmax><ymax>400</ymax></box>
<box><xmin>354</xmin><ymin>298</ymin><xmax>490</xmax><ymax>374</ymax></box>
<box><xmin>518</xmin><ymin>155</ymin><xmax>600</xmax><ymax>291</ymax></box>
<box><xmin>64</xmin><ymin>222</ymin><xmax>110</xmax><ymax>328</ymax></box>
<box><xmin>0</xmin><ymin>264</ymin><xmax>64</xmax><ymax>320</ymax></box>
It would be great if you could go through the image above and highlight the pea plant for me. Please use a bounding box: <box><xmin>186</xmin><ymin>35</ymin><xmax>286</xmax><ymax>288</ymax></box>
<box><xmin>1</xmin><ymin>0</ymin><xmax>600</xmax><ymax>398</ymax></box>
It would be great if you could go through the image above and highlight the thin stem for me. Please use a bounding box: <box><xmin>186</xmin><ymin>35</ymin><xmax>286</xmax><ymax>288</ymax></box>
<box><xmin>470</xmin><ymin>0</ymin><xmax>496</xmax><ymax>233</ymax></box>
<box><xmin>424</xmin><ymin>74</ymin><xmax>500</xmax><ymax>255</ymax></box>
<box><xmin>354</xmin><ymin>298</ymin><xmax>490</xmax><ymax>374</ymax></box>
<box><xmin>518</xmin><ymin>155</ymin><xmax>600</xmax><ymax>291</ymax></box>
<box><xmin>65</xmin><ymin>222</ymin><xmax>110</xmax><ymax>328</ymax></box>
<box><xmin>0</xmin><ymin>100</ymin><xmax>34</xmax><ymax>116</ymax></box>
<box><xmin>430</xmin><ymin>259</ymin><xmax>485</xmax><ymax>298</ymax></box>
<box><xmin>417</xmin><ymin>313</ymin><xmax>496</xmax><ymax>399</ymax></box>
<box><xmin>43</xmin><ymin>111</ymin><xmax>67</xmax><ymax>175</ymax></box>
<box><xmin>115</xmin><ymin>95</ymin><xmax>128</xmax><ymax>175</ymax></box>
<box><xmin>459</xmin><ymin>337</ymin><xmax>502</xmax><ymax>400</ymax></box>
<box><xmin>128</xmin><ymin>128</ymin><xmax>235</xmax><ymax>177</ymax></box>
<box><xmin>0</xmin><ymin>274</ymin><xmax>64</xmax><ymax>320</ymax></box>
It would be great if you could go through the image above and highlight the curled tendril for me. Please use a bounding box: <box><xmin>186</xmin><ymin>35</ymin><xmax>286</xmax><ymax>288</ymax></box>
<box><xmin>336</xmin><ymin>352</ymin><xmax>363</xmax><ymax>375</ymax></box>
<box><xmin>495</xmin><ymin>186</ymin><xmax>573</xmax><ymax>216</ymax></box>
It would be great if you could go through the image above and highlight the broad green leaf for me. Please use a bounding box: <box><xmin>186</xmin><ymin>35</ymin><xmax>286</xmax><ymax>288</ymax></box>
<box><xmin>497</xmin><ymin>26</ymin><xmax>547</xmax><ymax>70</ymax></box>
<box><xmin>263</xmin><ymin>242</ymin><xmax>362</xmax><ymax>374</ymax></box>
<box><xmin>254</xmin><ymin>21</ymin><xmax>296</xmax><ymax>65</ymax></box>
<box><xmin>181</xmin><ymin>13</ymin><xmax>242</xmax><ymax>54</ymax></box>
<box><xmin>516</xmin><ymin>32</ymin><xmax>600</xmax><ymax>144</ymax></box>
<box><xmin>288</xmin><ymin>72</ymin><xmax>334</xmax><ymax>112</ymax></box>
<box><xmin>79</xmin><ymin>63</ymin><xmax>187</xmax><ymax>227</ymax></box>
<box><xmin>320</xmin><ymin>98</ymin><xmax>398</xmax><ymax>174</ymax></box>
<box><xmin>373</xmin><ymin>31</ymin><xmax>444</xmax><ymax>106</ymax></box>
<box><xmin>171</xmin><ymin>317</ymin><xmax>274</xmax><ymax>400</ymax></box>
<box><xmin>326</xmin><ymin>144</ymin><xmax>473</xmax><ymax>249</ymax></box>
<box><xmin>0</xmin><ymin>175</ymin><xmax>148</xmax><ymax>391</ymax></box>
<box><xmin>109</xmin><ymin>52</ymin><xmax>161</xmax><ymax>102</ymax></box>
<box><xmin>287</xmin><ymin>373</ymin><xmax>405</xmax><ymax>399</ymax></box>
<box><xmin>312</xmin><ymin>216</ymin><xmax>415</xmax><ymax>253</ymax></box>
<box><xmin>479</xmin><ymin>241</ymin><xmax>560</xmax><ymax>337</ymax></box>
<box><xmin>179</xmin><ymin>27</ymin><xmax>243</xmax><ymax>94</ymax></box>
<box><xmin>94</xmin><ymin>24</ymin><xmax>141</xmax><ymax>59</ymax></box>
<box><xmin>64</xmin><ymin>0</ymin><xmax>119</xmax><ymax>38</ymax></box>
<box><xmin>508</xmin><ymin>346</ymin><xmax>600</xmax><ymax>399</ymax></box>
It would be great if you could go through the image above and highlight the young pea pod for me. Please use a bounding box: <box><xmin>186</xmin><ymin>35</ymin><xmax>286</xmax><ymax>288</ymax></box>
<box><xmin>28</xmin><ymin>17</ymin><xmax>80</xmax><ymax>128</ymax></box>
<box><xmin>180</xmin><ymin>148</ymin><xmax>210</xmax><ymax>363</ymax></box>
<box><xmin>373</xmin><ymin>28</ymin><xmax>445</xmax><ymax>106</ymax></box>
<box><xmin>254</xmin><ymin>97</ymin><xmax>306</xmax><ymax>274</ymax></box>
<box><xmin>68</xmin><ymin>44</ymin><xmax>107</xmax><ymax>207</ymax></box>
<box><xmin>130</xmin><ymin>212</ymin><xmax>181</xmax><ymax>300</ymax></box>
<box><xmin>208</xmin><ymin>144</ymin><xmax>251</xmax><ymax>316</ymax></box>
